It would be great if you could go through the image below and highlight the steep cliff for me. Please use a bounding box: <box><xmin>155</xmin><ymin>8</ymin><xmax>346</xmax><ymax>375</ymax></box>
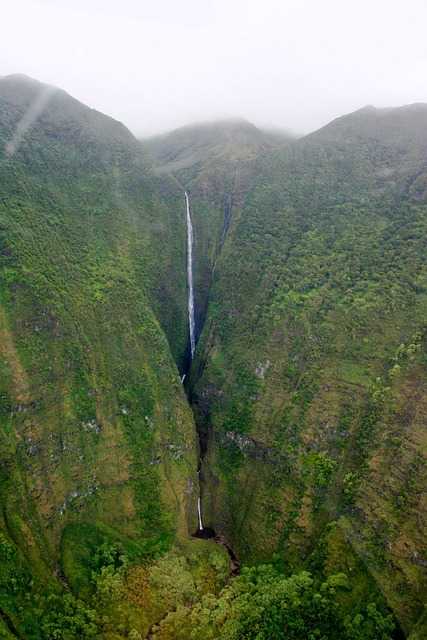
<box><xmin>0</xmin><ymin>75</ymin><xmax>201</xmax><ymax>636</ymax></box>
<box><xmin>190</xmin><ymin>105</ymin><xmax>427</xmax><ymax>636</ymax></box>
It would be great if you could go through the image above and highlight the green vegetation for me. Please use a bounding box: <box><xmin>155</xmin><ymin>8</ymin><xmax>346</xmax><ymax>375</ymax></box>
<box><xmin>152</xmin><ymin>565</ymin><xmax>395</xmax><ymax>640</ymax></box>
<box><xmin>190</xmin><ymin>104</ymin><xmax>427</xmax><ymax>636</ymax></box>
<box><xmin>144</xmin><ymin>119</ymin><xmax>292</xmax><ymax>336</ymax></box>
<box><xmin>3</xmin><ymin>526</ymin><xmax>396</xmax><ymax>640</ymax></box>
<box><xmin>0</xmin><ymin>74</ymin><xmax>198</xmax><ymax>636</ymax></box>
<box><xmin>0</xmin><ymin>76</ymin><xmax>426</xmax><ymax>637</ymax></box>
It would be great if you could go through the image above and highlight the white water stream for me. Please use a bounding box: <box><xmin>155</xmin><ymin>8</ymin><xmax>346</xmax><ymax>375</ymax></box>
<box><xmin>185</xmin><ymin>191</ymin><xmax>196</xmax><ymax>360</ymax></box>
<box><xmin>184</xmin><ymin>192</ymin><xmax>204</xmax><ymax>531</ymax></box>
<box><xmin>197</xmin><ymin>497</ymin><xmax>203</xmax><ymax>530</ymax></box>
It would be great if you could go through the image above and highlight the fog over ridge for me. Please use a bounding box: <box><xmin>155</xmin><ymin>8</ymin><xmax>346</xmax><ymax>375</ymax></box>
<box><xmin>2</xmin><ymin>0</ymin><xmax>427</xmax><ymax>137</ymax></box>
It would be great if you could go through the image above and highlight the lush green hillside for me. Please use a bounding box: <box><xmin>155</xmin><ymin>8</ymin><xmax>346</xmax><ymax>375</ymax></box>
<box><xmin>0</xmin><ymin>74</ymin><xmax>208</xmax><ymax>637</ymax></box>
<box><xmin>1</xmin><ymin>75</ymin><xmax>425</xmax><ymax>639</ymax></box>
<box><xmin>189</xmin><ymin>105</ymin><xmax>427</xmax><ymax>637</ymax></box>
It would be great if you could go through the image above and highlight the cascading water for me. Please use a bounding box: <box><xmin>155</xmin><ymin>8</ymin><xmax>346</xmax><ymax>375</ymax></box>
<box><xmin>184</xmin><ymin>193</ymin><xmax>239</xmax><ymax>571</ymax></box>
<box><xmin>197</xmin><ymin>496</ymin><xmax>203</xmax><ymax>530</ymax></box>
<box><xmin>184</xmin><ymin>191</ymin><xmax>204</xmax><ymax>531</ymax></box>
<box><xmin>185</xmin><ymin>191</ymin><xmax>196</xmax><ymax>361</ymax></box>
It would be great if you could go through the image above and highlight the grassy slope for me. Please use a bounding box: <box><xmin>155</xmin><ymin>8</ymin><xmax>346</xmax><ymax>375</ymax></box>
<box><xmin>191</xmin><ymin>105</ymin><xmax>427</xmax><ymax>635</ymax></box>
<box><xmin>0</xmin><ymin>75</ymin><xmax>199</xmax><ymax>635</ymax></box>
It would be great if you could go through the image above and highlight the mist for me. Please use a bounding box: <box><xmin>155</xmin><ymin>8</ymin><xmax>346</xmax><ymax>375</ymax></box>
<box><xmin>2</xmin><ymin>0</ymin><xmax>427</xmax><ymax>137</ymax></box>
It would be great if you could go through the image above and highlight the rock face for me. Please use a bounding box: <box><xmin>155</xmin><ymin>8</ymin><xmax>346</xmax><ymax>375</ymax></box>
<box><xmin>0</xmin><ymin>74</ymin><xmax>198</xmax><ymax>598</ymax></box>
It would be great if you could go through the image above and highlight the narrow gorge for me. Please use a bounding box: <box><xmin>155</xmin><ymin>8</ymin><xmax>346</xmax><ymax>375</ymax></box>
<box><xmin>183</xmin><ymin>190</ymin><xmax>241</xmax><ymax>580</ymax></box>
<box><xmin>183</xmin><ymin>190</ymin><xmax>204</xmax><ymax>534</ymax></box>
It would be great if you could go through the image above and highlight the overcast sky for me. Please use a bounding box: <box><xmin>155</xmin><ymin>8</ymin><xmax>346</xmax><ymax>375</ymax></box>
<box><xmin>2</xmin><ymin>0</ymin><xmax>427</xmax><ymax>136</ymax></box>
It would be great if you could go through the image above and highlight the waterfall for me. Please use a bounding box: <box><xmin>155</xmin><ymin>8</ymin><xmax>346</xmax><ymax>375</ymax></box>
<box><xmin>185</xmin><ymin>191</ymin><xmax>196</xmax><ymax>360</ymax></box>
<box><xmin>184</xmin><ymin>192</ymin><xmax>204</xmax><ymax>531</ymax></box>
<box><xmin>197</xmin><ymin>497</ymin><xmax>203</xmax><ymax>530</ymax></box>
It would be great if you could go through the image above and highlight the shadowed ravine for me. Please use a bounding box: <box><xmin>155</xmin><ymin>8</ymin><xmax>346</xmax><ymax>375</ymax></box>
<box><xmin>183</xmin><ymin>191</ymin><xmax>240</xmax><ymax>575</ymax></box>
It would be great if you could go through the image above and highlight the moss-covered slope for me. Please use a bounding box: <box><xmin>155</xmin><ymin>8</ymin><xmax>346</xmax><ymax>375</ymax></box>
<box><xmin>191</xmin><ymin>105</ymin><xmax>427</xmax><ymax>636</ymax></box>
<box><xmin>1</xmin><ymin>77</ymin><xmax>426</xmax><ymax>638</ymax></box>
<box><xmin>0</xmin><ymin>75</ymin><xmax>199</xmax><ymax>635</ymax></box>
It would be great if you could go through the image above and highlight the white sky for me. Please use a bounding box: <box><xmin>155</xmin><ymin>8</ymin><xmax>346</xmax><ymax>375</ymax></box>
<box><xmin>2</xmin><ymin>0</ymin><xmax>427</xmax><ymax>136</ymax></box>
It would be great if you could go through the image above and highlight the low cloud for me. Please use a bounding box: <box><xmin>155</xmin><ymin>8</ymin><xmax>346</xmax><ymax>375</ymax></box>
<box><xmin>1</xmin><ymin>0</ymin><xmax>426</xmax><ymax>136</ymax></box>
